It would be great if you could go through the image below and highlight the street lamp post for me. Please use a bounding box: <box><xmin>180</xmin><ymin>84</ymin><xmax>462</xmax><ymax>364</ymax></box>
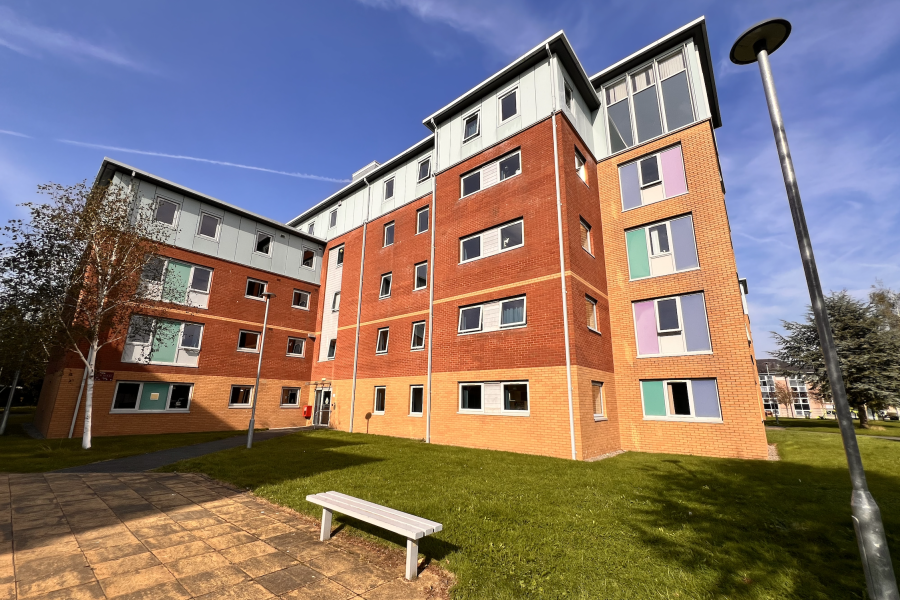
<box><xmin>731</xmin><ymin>18</ymin><xmax>898</xmax><ymax>599</ymax></box>
<box><xmin>247</xmin><ymin>291</ymin><xmax>275</xmax><ymax>449</ymax></box>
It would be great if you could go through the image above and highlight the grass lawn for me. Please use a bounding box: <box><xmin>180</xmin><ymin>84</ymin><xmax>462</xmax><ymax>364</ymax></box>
<box><xmin>159</xmin><ymin>429</ymin><xmax>900</xmax><ymax>600</ymax></box>
<box><xmin>767</xmin><ymin>416</ymin><xmax>900</xmax><ymax>437</ymax></box>
<box><xmin>0</xmin><ymin>407</ymin><xmax>241</xmax><ymax>473</ymax></box>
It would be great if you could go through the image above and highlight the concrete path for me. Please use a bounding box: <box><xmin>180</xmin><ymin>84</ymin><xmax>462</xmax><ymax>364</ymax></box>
<box><xmin>0</xmin><ymin>472</ymin><xmax>445</xmax><ymax>599</ymax></box>
<box><xmin>54</xmin><ymin>428</ymin><xmax>312</xmax><ymax>474</ymax></box>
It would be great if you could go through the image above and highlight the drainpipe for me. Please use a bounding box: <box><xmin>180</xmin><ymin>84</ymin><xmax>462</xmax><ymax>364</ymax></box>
<box><xmin>426</xmin><ymin>120</ymin><xmax>438</xmax><ymax>444</ymax></box>
<box><xmin>349</xmin><ymin>178</ymin><xmax>372</xmax><ymax>433</ymax></box>
<box><xmin>546</xmin><ymin>45</ymin><xmax>578</xmax><ymax>461</ymax></box>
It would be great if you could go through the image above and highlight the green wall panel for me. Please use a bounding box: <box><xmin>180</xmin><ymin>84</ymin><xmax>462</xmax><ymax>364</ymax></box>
<box><xmin>139</xmin><ymin>383</ymin><xmax>170</xmax><ymax>411</ymax></box>
<box><xmin>641</xmin><ymin>380</ymin><xmax>666</xmax><ymax>416</ymax></box>
<box><xmin>150</xmin><ymin>321</ymin><xmax>180</xmax><ymax>364</ymax></box>
<box><xmin>626</xmin><ymin>229</ymin><xmax>651</xmax><ymax>279</ymax></box>
<box><xmin>163</xmin><ymin>261</ymin><xmax>191</xmax><ymax>303</ymax></box>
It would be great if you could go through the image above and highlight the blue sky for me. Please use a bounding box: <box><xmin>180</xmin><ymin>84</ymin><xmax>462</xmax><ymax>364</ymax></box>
<box><xmin>1</xmin><ymin>0</ymin><xmax>898</xmax><ymax>356</ymax></box>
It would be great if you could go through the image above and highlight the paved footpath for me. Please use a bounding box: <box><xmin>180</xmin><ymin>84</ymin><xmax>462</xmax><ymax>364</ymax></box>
<box><xmin>0</xmin><ymin>472</ymin><xmax>444</xmax><ymax>599</ymax></box>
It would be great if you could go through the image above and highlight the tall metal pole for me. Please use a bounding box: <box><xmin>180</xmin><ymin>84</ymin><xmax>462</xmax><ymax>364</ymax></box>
<box><xmin>0</xmin><ymin>368</ymin><xmax>21</xmax><ymax>436</ymax></box>
<box><xmin>752</xmin><ymin>39</ymin><xmax>898</xmax><ymax>600</ymax></box>
<box><xmin>247</xmin><ymin>292</ymin><xmax>274</xmax><ymax>449</ymax></box>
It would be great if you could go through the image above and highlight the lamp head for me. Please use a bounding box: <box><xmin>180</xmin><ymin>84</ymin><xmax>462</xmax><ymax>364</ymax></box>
<box><xmin>730</xmin><ymin>18</ymin><xmax>791</xmax><ymax>65</ymax></box>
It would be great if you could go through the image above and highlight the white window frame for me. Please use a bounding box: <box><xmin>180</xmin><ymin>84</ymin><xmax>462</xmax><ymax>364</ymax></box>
<box><xmin>229</xmin><ymin>384</ymin><xmax>254</xmax><ymax>409</ymax></box>
<box><xmin>373</xmin><ymin>386</ymin><xmax>386</xmax><ymax>415</ymax></box>
<box><xmin>331</xmin><ymin>291</ymin><xmax>340</xmax><ymax>312</ymax></box>
<box><xmin>140</xmin><ymin>257</ymin><xmax>213</xmax><ymax>303</ymax></box>
<box><xmin>586</xmin><ymin>295</ymin><xmax>599</xmax><ymax>333</ymax></box>
<box><xmin>281</xmin><ymin>387</ymin><xmax>301</xmax><ymax>408</ymax></box>
<box><xmin>326</xmin><ymin>339</ymin><xmax>337</xmax><ymax>360</ymax></box>
<box><xmin>409</xmin><ymin>385</ymin><xmax>424</xmax><ymax>417</ymax></box>
<box><xmin>245</xmin><ymin>278</ymin><xmax>267</xmax><ymax>301</ymax></box>
<box><xmin>497</xmin><ymin>85</ymin><xmax>519</xmax><ymax>124</ymax></box>
<box><xmin>154</xmin><ymin>196</ymin><xmax>181</xmax><ymax>228</ymax></box>
<box><xmin>286</xmin><ymin>337</ymin><xmax>305</xmax><ymax>357</ymax></box>
<box><xmin>237</xmin><ymin>329</ymin><xmax>261</xmax><ymax>353</ymax></box>
<box><xmin>575</xmin><ymin>148</ymin><xmax>588</xmax><ymax>185</ymax></box>
<box><xmin>254</xmin><ymin>230</ymin><xmax>274</xmax><ymax>257</ymax></box>
<box><xmin>123</xmin><ymin>317</ymin><xmax>204</xmax><ymax>367</ymax></box>
<box><xmin>292</xmin><ymin>289</ymin><xmax>310</xmax><ymax>310</ymax></box>
<box><xmin>458</xmin><ymin>382</ymin><xmax>484</xmax><ymax>414</ymax></box>
<box><xmin>336</xmin><ymin>245</ymin><xmax>345</xmax><ymax>267</ymax></box>
<box><xmin>383</xmin><ymin>177</ymin><xmax>395</xmax><ymax>202</ymax></box>
<box><xmin>307</xmin><ymin>222</ymin><xmax>315</xmax><ymax>235</ymax></box>
<box><xmin>459</xmin><ymin>219</ymin><xmax>524</xmax><ymax>265</ymax></box>
<box><xmin>417</xmin><ymin>157</ymin><xmax>431</xmax><ymax>183</ymax></box>
<box><xmin>646</xmin><ymin>221</ymin><xmax>673</xmax><ymax>258</ymax></box>
<box><xmin>458</xmin><ymin>306</ymin><xmax>483</xmax><ymax>334</ymax></box>
<box><xmin>654</xmin><ymin>296</ymin><xmax>683</xmax><ymax>334</ymax></box>
<box><xmin>410</xmin><ymin>321</ymin><xmax>426</xmax><ymax>350</ymax></box>
<box><xmin>110</xmin><ymin>381</ymin><xmax>194</xmax><ymax>414</ymax></box>
<box><xmin>329</xmin><ymin>209</ymin><xmax>338</xmax><ymax>228</ymax></box>
<box><xmin>457</xmin><ymin>381</ymin><xmax>530</xmax><ymax>415</ymax></box>
<box><xmin>459</xmin><ymin>150</ymin><xmax>522</xmax><ymax>199</ymax></box>
<box><xmin>379</xmin><ymin>273</ymin><xmax>392</xmax><ymax>299</ymax></box>
<box><xmin>641</xmin><ymin>379</ymin><xmax>721</xmax><ymax>422</ymax></box>
<box><xmin>179</xmin><ymin>322</ymin><xmax>204</xmax><ymax>352</ymax></box>
<box><xmin>564</xmin><ymin>81</ymin><xmax>573</xmax><ymax>110</ymax></box>
<box><xmin>416</xmin><ymin>206</ymin><xmax>429</xmax><ymax>235</ymax></box>
<box><xmin>300</xmin><ymin>247</ymin><xmax>316</xmax><ymax>270</ymax></box>
<box><xmin>499</xmin><ymin>297</ymin><xmax>526</xmax><ymax>329</ymax></box>
<box><xmin>196</xmin><ymin>212</ymin><xmax>222</xmax><ymax>241</ymax></box>
<box><xmin>414</xmin><ymin>262</ymin><xmax>428</xmax><ymax>291</ymax></box>
<box><xmin>375</xmin><ymin>327</ymin><xmax>390</xmax><ymax>355</ymax></box>
<box><xmin>626</xmin><ymin>216</ymin><xmax>699</xmax><ymax>281</ymax></box>
<box><xmin>580</xmin><ymin>218</ymin><xmax>593</xmax><ymax>255</ymax></box>
<box><xmin>501</xmin><ymin>381</ymin><xmax>530</xmax><ymax>414</ymax></box>
<box><xmin>462</xmin><ymin>110</ymin><xmax>480</xmax><ymax>143</ymax></box>
<box><xmin>633</xmin><ymin>293</ymin><xmax>711</xmax><ymax>358</ymax></box>
<box><xmin>592</xmin><ymin>381</ymin><xmax>605</xmax><ymax>420</ymax></box>
<box><xmin>383</xmin><ymin>221</ymin><xmax>395</xmax><ymax>247</ymax></box>
<box><xmin>460</xmin><ymin>170</ymin><xmax>481</xmax><ymax>198</ymax></box>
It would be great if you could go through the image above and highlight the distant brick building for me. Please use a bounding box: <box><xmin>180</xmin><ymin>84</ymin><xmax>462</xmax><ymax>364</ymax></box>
<box><xmin>36</xmin><ymin>18</ymin><xmax>769</xmax><ymax>460</ymax></box>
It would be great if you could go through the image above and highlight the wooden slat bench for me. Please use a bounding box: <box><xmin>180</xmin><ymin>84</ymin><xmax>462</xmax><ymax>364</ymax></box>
<box><xmin>306</xmin><ymin>491</ymin><xmax>443</xmax><ymax>580</ymax></box>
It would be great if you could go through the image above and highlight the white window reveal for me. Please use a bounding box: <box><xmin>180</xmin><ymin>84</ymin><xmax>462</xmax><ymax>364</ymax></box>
<box><xmin>327</xmin><ymin>339</ymin><xmax>337</xmax><ymax>360</ymax></box>
<box><xmin>414</xmin><ymin>262</ymin><xmax>428</xmax><ymax>290</ymax></box>
<box><xmin>633</xmin><ymin>292</ymin><xmax>711</xmax><ymax>357</ymax></box>
<box><xmin>463</xmin><ymin>111</ymin><xmax>480</xmax><ymax>143</ymax></box>
<box><xmin>112</xmin><ymin>381</ymin><xmax>193</xmax><ymax>413</ymax></box>
<box><xmin>384</xmin><ymin>178</ymin><xmax>395</xmax><ymax>201</ymax></box>
<box><xmin>301</xmin><ymin>248</ymin><xmax>316</xmax><ymax>269</ymax></box>
<box><xmin>410</xmin><ymin>321</ymin><xmax>426</xmax><ymax>350</ymax></box>
<box><xmin>197</xmin><ymin>213</ymin><xmax>221</xmax><ymax>240</ymax></box>
<box><xmin>625</xmin><ymin>215</ymin><xmax>699</xmax><ymax>279</ymax></box>
<box><xmin>564</xmin><ymin>82</ymin><xmax>573</xmax><ymax>109</ymax></box>
<box><xmin>307</xmin><ymin>222</ymin><xmax>315</xmax><ymax>235</ymax></box>
<box><xmin>459</xmin><ymin>381</ymin><xmax>529</xmax><ymax>415</ymax></box>
<box><xmin>140</xmin><ymin>257</ymin><xmax>213</xmax><ymax>309</ymax></box>
<box><xmin>154</xmin><ymin>197</ymin><xmax>179</xmax><ymax>226</ymax></box>
<box><xmin>229</xmin><ymin>385</ymin><xmax>253</xmax><ymax>407</ymax></box>
<box><xmin>417</xmin><ymin>207</ymin><xmax>429</xmax><ymax>234</ymax></box>
<box><xmin>286</xmin><ymin>337</ymin><xmax>305</xmax><ymax>357</ymax></box>
<box><xmin>374</xmin><ymin>386</ymin><xmax>386</xmax><ymax>414</ymax></box>
<box><xmin>460</xmin><ymin>150</ymin><xmax>522</xmax><ymax>198</ymax></box>
<box><xmin>619</xmin><ymin>146</ymin><xmax>687</xmax><ymax>210</ymax></box>
<box><xmin>384</xmin><ymin>221</ymin><xmax>394</xmax><ymax>247</ymax></box>
<box><xmin>460</xmin><ymin>219</ymin><xmax>523</xmax><ymax>264</ymax></box>
<box><xmin>409</xmin><ymin>385</ymin><xmax>424</xmax><ymax>416</ymax></box>
<box><xmin>336</xmin><ymin>246</ymin><xmax>344</xmax><ymax>266</ymax></box>
<box><xmin>281</xmin><ymin>388</ymin><xmax>301</xmax><ymax>407</ymax></box>
<box><xmin>237</xmin><ymin>330</ymin><xmax>260</xmax><ymax>353</ymax></box>
<box><xmin>376</xmin><ymin>327</ymin><xmax>390</xmax><ymax>354</ymax></box>
<box><xmin>329</xmin><ymin>209</ymin><xmax>338</xmax><ymax>228</ymax></box>
<box><xmin>122</xmin><ymin>316</ymin><xmax>203</xmax><ymax>367</ymax></box>
<box><xmin>332</xmin><ymin>291</ymin><xmax>340</xmax><ymax>312</ymax></box>
<box><xmin>641</xmin><ymin>379</ymin><xmax>721</xmax><ymax>421</ymax></box>
<box><xmin>498</xmin><ymin>87</ymin><xmax>519</xmax><ymax>123</ymax></box>
<box><xmin>292</xmin><ymin>290</ymin><xmax>310</xmax><ymax>309</ymax></box>
<box><xmin>379</xmin><ymin>273</ymin><xmax>392</xmax><ymax>298</ymax></box>
<box><xmin>246</xmin><ymin>278</ymin><xmax>267</xmax><ymax>300</ymax></box>
<box><xmin>255</xmin><ymin>231</ymin><xmax>273</xmax><ymax>256</ymax></box>
<box><xmin>458</xmin><ymin>296</ymin><xmax>526</xmax><ymax>335</ymax></box>
<box><xmin>417</xmin><ymin>157</ymin><xmax>431</xmax><ymax>182</ymax></box>
<box><xmin>575</xmin><ymin>147</ymin><xmax>588</xmax><ymax>184</ymax></box>
<box><xmin>592</xmin><ymin>382</ymin><xmax>605</xmax><ymax>418</ymax></box>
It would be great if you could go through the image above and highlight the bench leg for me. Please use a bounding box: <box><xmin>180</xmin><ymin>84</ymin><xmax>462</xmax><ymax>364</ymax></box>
<box><xmin>320</xmin><ymin>508</ymin><xmax>332</xmax><ymax>542</ymax></box>
<box><xmin>405</xmin><ymin>538</ymin><xmax>418</xmax><ymax>580</ymax></box>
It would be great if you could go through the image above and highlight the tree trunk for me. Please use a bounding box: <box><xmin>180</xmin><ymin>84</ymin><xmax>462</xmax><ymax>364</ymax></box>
<box><xmin>858</xmin><ymin>404</ymin><xmax>870</xmax><ymax>429</ymax></box>
<box><xmin>81</xmin><ymin>341</ymin><xmax>98</xmax><ymax>449</ymax></box>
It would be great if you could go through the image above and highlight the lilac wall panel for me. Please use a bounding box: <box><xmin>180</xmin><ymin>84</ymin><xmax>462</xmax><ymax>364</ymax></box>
<box><xmin>619</xmin><ymin>162</ymin><xmax>642</xmax><ymax>210</ymax></box>
<box><xmin>691</xmin><ymin>379</ymin><xmax>721</xmax><ymax>418</ymax></box>
<box><xmin>633</xmin><ymin>300</ymin><xmax>659</xmax><ymax>355</ymax></box>
<box><xmin>671</xmin><ymin>215</ymin><xmax>699</xmax><ymax>271</ymax></box>
<box><xmin>681</xmin><ymin>293</ymin><xmax>711</xmax><ymax>352</ymax></box>
<box><xmin>660</xmin><ymin>146</ymin><xmax>687</xmax><ymax>197</ymax></box>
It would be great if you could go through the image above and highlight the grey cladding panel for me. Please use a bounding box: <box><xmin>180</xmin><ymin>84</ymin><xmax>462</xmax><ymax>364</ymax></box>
<box><xmin>218</xmin><ymin>213</ymin><xmax>241</xmax><ymax>261</ymax></box>
<box><xmin>175</xmin><ymin>198</ymin><xmax>201</xmax><ymax>249</ymax></box>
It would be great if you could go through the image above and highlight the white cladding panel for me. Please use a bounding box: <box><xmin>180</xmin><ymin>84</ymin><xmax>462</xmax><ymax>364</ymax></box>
<box><xmin>484</xmin><ymin>383</ymin><xmax>502</xmax><ymax>415</ymax></box>
<box><xmin>556</xmin><ymin>62</ymin><xmax>597</xmax><ymax>156</ymax></box>
<box><xmin>318</xmin><ymin>246</ymin><xmax>344</xmax><ymax>362</ymax></box>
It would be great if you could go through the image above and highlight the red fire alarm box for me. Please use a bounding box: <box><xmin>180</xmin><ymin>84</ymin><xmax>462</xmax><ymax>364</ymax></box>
<box><xmin>303</xmin><ymin>405</ymin><xmax>313</xmax><ymax>419</ymax></box>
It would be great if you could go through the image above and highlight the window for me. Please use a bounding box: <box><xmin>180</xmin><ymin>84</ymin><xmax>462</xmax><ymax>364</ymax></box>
<box><xmin>154</xmin><ymin>198</ymin><xmax>178</xmax><ymax>226</ymax></box>
<box><xmin>112</xmin><ymin>382</ymin><xmax>193</xmax><ymax>412</ymax></box>
<box><xmin>414</xmin><ymin>262</ymin><xmax>428</xmax><ymax>290</ymax></box>
<box><xmin>140</xmin><ymin>257</ymin><xmax>213</xmax><ymax>308</ymax></box>
<box><xmin>307</xmin><ymin>222</ymin><xmax>315</xmax><ymax>235</ymax></box>
<box><xmin>190</xmin><ymin>268</ymin><xmax>212</xmax><ymax>294</ymax></box>
<box><xmin>602</xmin><ymin>47</ymin><xmax>696</xmax><ymax>153</ymax></box>
<box><xmin>460</xmin><ymin>150</ymin><xmax>521</xmax><ymax>198</ymax></box>
<box><xmin>575</xmin><ymin>148</ymin><xmax>587</xmax><ymax>184</ymax></box>
<box><xmin>592</xmin><ymin>382</ymin><xmax>604</xmax><ymax>418</ymax></box>
<box><xmin>789</xmin><ymin>377</ymin><xmax>811</xmax><ymax>417</ymax></box>
<box><xmin>458</xmin><ymin>306</ymin><xmax>482</xmax><ymax>333</ymax></box>
<box><xmin>246</xmin><ymin>278</ymin><xmax>266</xmax><ymax>299</ymax></box>
<box><xmin>197</xmin><ymin>213</ymin><xmax>220</xmax><ymax>239</ymax></box>
<box><xmin>410</xmin><ymin>386</ymin><xmax>424</xmax><ymax>415</ymax></box>
<box><xmin>379</xmin><ymin>273</ymin><xmax>392</xmax><ymax>298</ymax></box>
<box><xmin>331</xmin><ymin>291</ymin><xmax>340</xmax><ymax>312</ymax></box>
<box><xmin>230</xmin><ymin>385</ymin><xmax>253</xmax><ymax>407</ymax></box>
<box><xmin>329</xmin><ymin>209</ymin><xmax>338</xmax><ymax>228</ymax></box>
<box><xmin>417</xmin><ymin>207</ymin><xmax>429</xmax><ymax>234</ymax></box>
<box><xmin>410</xmin><ymin>321</ymin><xmax>426</xmax><ymax>350</ymax></box>
<box><xmin>287</xmin><ymin>337</ymin><xmax>305</xmax><ymax>357</ymax></box>
<box><xmin>238</xmin><ymin>330</ymin><xmax>260</xmax><ymax>352</ymax></box>
<box><xmin>580</xmin><ymin>219</ymin><xmax>592</xmax><ymax>254</ymax></box>
<box><xmin>619</xmin><ymin>146</ymin><xmax>687</xmax><ymax>210</ymax></box>
<box><xmin>417</xmin><ymin>157</ymin><xmax>431</xmax><ymax>182</ymax></box>
<box><xmin>383</xmin><ymin>222</ymin><xmax>394</xmax><ymax>247</ymax></box>
<box><xmin>326</xmin><ymin>339</ymin><xmax>336</xmax><ymax>360</ymax></box>
<box><xmin>336</xmin><ymin>246</ymin><xmax>344</xmax><ymax>266</ymax></box>
<box><xmin>564</xmin><ymin>82</ymin><xmax>573</xmax><ymax>109</ymax></box>
<box><xmin>460</xmin><ymin>219</ymin><xmax>523</xmax><ymax>264</ymax></box>
<box><xmin>633</xmin><ymin>293</ymin><xmax>711</xmax><ymax>357</ymax></box>
<box><xmin>122</xmin><ymin>317</ymin><xmax>203</xmax><ymax>367</ymax></box>
<box><xmin>586</xmin><ymin>296</ymin><xmax>598</xmax><ymax>331</ymax></box>
<box><xmin>384</xmin><ymin>178</ymin><xmax>395</xmax><ymax>201</ymax></box>
<box><xmin>499</xmin><ymin>87</ymin><xmax>518</xmax><ymax>122</ymax></box>
<box><xmin>460</xmin><ymin>384</ymin><xmax>482</xmax><ymax>411</ymax></box>
<box><xmin>281</xmin><ymin>388</ymin><xmax>300</xmax><ymax>407</ymax></box>
<box><xmin>141</xmin><ymin>256</ymin><xmax>166</xmax><ymax>284</ymax></box>
<box><xmin>760</xmin><ymin>374</ymin><xmax>778</xmax><ymax>414</ymax></box>
<box><xmin>376</xmin><ymin>328</ymin><xmax>390</xmax><ymax>354</ymax></box>
<box><xmin>292</xmin><ymin>290</ymin><xmax>310</xmax><ymax>309</ymax></box>
<box><xmin>255</xmin><ymin>231</ymin><xmax>273</xmax><ymax>256</ymax></box>
<box><xmin>641</xmin><ymin>379</ymin><xmax>721</xmax><ymax>421</ymax></box>
<box><xmin>500</xmin><ymin>298</ymin><xmax>525</xmax><ymax>327</ymax></box>
<box><xmin>374</xmin><ymin>387</ymin><xmax>386</xmax><ymax>414</ymax></box>
<box><xmin>181</xmin><ymin>324</ymin><xmax>203</xmax><ymax>349</ymax></box>
<box><xmin>463</xmin><ymin>112</ymin><xmax>480</xmax><ymax>142</ymax></box>
<box><xmin>503</xmin><ymin>382</ymin><xmax>528</xmax><ymax>411</ymax></box>
<box><xmin>626</xmin><ymin>215</ymin><xmax>698</xmax><ymax>279</ymax></box>
<box><xmin>459</xmin><ymin>381</ymin><xmax>529</xmax><ymax>415</ymax></box>
<box><xmin>301</xmin><ymin>249</ymin><xmax>315</xmax><ymax>269</ymax></box>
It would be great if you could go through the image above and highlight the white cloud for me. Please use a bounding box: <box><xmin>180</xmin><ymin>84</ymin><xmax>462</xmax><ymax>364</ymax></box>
<box><xmin>0</xmin><ymin>130</ymin><xmax>30</xmax><ymax>138</ymax></box>
<box><xmin>0</xmin><ymin>6</ymin><xmax>146</xmax><ymax>71</ymax></box>
<box><xmin>57</xmin><ymin>139</ymin><xmax>350</xmax><ymax>183</ymax></box>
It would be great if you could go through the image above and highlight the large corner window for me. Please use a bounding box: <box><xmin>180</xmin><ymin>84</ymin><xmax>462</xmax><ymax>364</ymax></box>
<box><xmin>459</xmin><ymin>381</ymin><xmax>529</xmax><ymax>415</ymax></box>
<box><xmin>140</xmin><ymin>256</ymin><xmax>213</xmax><ymax>309</ymax></box>
<box><xmin>458</xmin><ymin>296</ymin><xmax>526</xmax><ymax>334</ymax></box>
<box><xmin>122</xmin><ymin>316</ymin><xmax>203</xmax><ymax>367</ymax></box>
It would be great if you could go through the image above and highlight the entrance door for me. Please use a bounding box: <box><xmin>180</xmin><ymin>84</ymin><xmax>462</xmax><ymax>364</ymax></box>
<box><xmin>314</xmin><ymin>389</ymin><xmax>332</xmax><ymax>427</ymax></box>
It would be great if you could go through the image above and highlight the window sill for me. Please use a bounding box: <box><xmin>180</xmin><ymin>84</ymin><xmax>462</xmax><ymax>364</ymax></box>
<box><xmin>636</xmin><ymin>350</ymin><xmax>712</xmax><ymax>358</ymax></box>
<box><xmin>292</xmin><ymin>306</ymin><xmax>311</xmax><ymax>311</ymax></box>
<box><xmin>458</xmin><ymin>410</ymin><xmax>530</xmax><ymax>417</ymax></box>
<box><xmin>604</xmin><ymin>118</ymin><xmax>707</xmax><ymax>162</ymax></box>
<box><xmin>628</xmin><ymin>266</ymin><xmax>701</xmax><ymax>282</ymax></box>
<box><xmin>139</xmin><ymin>361</ymin><xmax>200</xmax><ymax>368</ymax></box>
<box><xmin>587</xmin><ymin>327</ymin><xmax>602</xmax><ymax>336</ymax></box>
<box><xmin>375</xmin><ymin>352</ymin><xmax>388</xmax><ymax>356</ymax></box>
<box><xmin>593</xmin><ymin>415</ymin><xmax>608</xmax><ymax>422</ymax></box>
<box><xmin>458</xmin><ymin>324</ymin><xmax>527</xmax><ymax>336</ymax></box>
<box><xmin>409</xmin><ymin>413</ymin><xmax>423</xmax><ymax>418</ymax></box>
<box><xmin>245</xmin><ymin>295</ymin><xmax>266</xmax><ymax>302</ymax></box>
<box><xmin>300</xmin><ymin>266</ymin><xmax>316</xmax><ymax>271</ymax></box>
<box><xmin>372</xmin><ymin>411</ymin><xmax>385</xmax><ymax>416</ymax></box>
<box><xmin>229</xmin><ymin>404</ymin><xmax>252</xmax><ymax>409</ymax></box>
<box><xmin>379</xmin><ymin>296</ymin><xmax>391</xmax><ymax>300</ymax></box>
<box><xmin>643</xmin><ymin>416</ymin><xmax>723</xmax><ymax>424</ymax></box>
<box><xmin>280</xmin><ymin>404</ymin><xmax>301</xmax><ymax>409</ymax></box>
<box><xmin>410</xmin><ymin>347</ymin><xmax>425</xmax><ymax>352</ymax></box>
<box><xmin>413</xmin><ymin>286</ymin><xmax>427</xmax><ymax>292</ymax></box>
<box><xmin>237</xmin><ymin>348</ymin><xmax>260</xmax><ymax>354</ymax></box>
<box><xmin>621</xmin><ymin>190</ymin><xmax>689</xmax><ymax>213</ymax></box>
<box><xmin>286</xmin><ymin>354</ymin><xmax>305</xmax><ymax>358</ymax></box>
<box><xmin>110</xmin><ymin>410</ymin><xmax>190</xmax><ymax>415</ymax></box>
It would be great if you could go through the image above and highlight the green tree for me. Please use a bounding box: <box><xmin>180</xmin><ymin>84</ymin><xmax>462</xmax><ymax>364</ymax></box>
<box><xmin>772</xmin><ymin>290</ymin><xmax>900</xmax><ymax>428</ymax></box>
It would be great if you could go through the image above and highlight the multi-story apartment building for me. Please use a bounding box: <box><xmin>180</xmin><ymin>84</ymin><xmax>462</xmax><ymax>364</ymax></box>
<box><xmin>36</xmin><ymin>17</ymin><xmax>769</xmax><ymax>459</ymax></box>
<box><xmin>757</xmin><ymin>358</ymin><xmax>832</xmax><ymax>419</ymax></box>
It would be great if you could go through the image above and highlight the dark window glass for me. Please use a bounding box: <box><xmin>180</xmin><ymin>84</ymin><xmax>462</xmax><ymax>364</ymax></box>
<box><xmin>246</xmin><ymin>279</ymin><xmax>265</xmax><ymax>298</ymax></box>
<box><xmin>411</xmin><ymin>322</ymin><xmax>425</xmax><ymax>349</ymax></box>
<box><xmin>417</xmin><ymin>208</ymin><xmax>429</xmax><ymax>233</ymax></box>
<box><xmin>500</xmin><ymin>222</ymin><xmax>523</xmax><ymax>249</ymax></box>
<box><xmin>464</xmin><ymin>114</ymin><xmax>479</xmax><ymax>140</ymax></box>
<box><xmin>499</xmin><ymin>153</ymin><xmax>521</xmax><ymax>180</ymax></box>
<box><xmin>168</xmin><ymin>385</ymin><xmax>191</xmax><ymax>409</ymax></box>
<box><xmin>281</xmin><ymin>388</ymin><xmax>299</xmax><ymax>405</ymax></box>
<box><xmin>500</xmin><ymin>90</ymin><xmax>517</xmax><ymax>121</ymax></box>
<box><xmin>667</xmin><ymin>381</ymin><xmax>691</xmax><ymax>415</ymax></box>
<box><xmin>336</xmin><ymin>247</ymin><xmax>344</xmax><ymax>265</ymax></box>
<box><xmin>293</xmin><ymin>290</ymin><xmax>309</xmax><ymax>308</ymax></box>
<box><xmin>384</xmin><ymin>222</ymin><xmax>394</xmax><ymax>246</ymax></box>
<box><xmin>380</xmin><ymin>274</ymin><xmax>392</xmax><ymax>297</ymax></box>
<box><xmin>256</xmin><ymin>233</ymin><xmax>272</xmax><ymax>255</ymax></box>
<box><xmin>661</xmin><ymin>70</ymin><xmax>694</xmax><ymax>131</ymax></box>
<box><xmin>462</xmin><ymin>172</ymin><xmax>481</xmax><ymax>196</ymax></box>
<box><xmin>384</xmin><ymin>178</ymin><xmax>394</xmax><ymax>199</ymax></box>
<box><xmin>462</xmin><ymin>236</ymin><xmax>481</xmax><ymax>261</ymax></box>
<box><xmin>302</xmin><ymin>250</ymin><xmax>315</xmax><ymax>268</ymax></box>
<box><xmin>607</xmin><ymin>101</ymin><xmax>633</xmax><ymax>152</ymax></box>
<box><xmin>410</xmin><ymin>387</ymin><xmax>424</xmax><ymax>413</ymax></box>
<box><xmin>375</xmin><ymin>388</ymin><xmax>386</xmax><ymax>412</ymax></box>
<box><xmin>415</xmin><ymin>263</ymin><xmax>427</xmax><ymax>289</ymax></box>
<box><xmin>504</xmin><ymin>383</ymin><xmax>528</xmax><ymax>411</ymax></box>
<box><xmin>238</xmin><ymin>331</ymin><xmax>260</xmax><ymax>350</ymax></box>
<box><xmin>155</xmin><ymin>200</ymin><xmax>177</xmax><ymax>225</ymax></box>
<box><xmin>632</xmin><ymin>72</ymin><xmax>663</xmax><ymax>143</ymax></box>
<box><xmin>198</xmin><ymin>214</ymin><xmax>219</xmax><ymax>238</ymax></box>
<box><xmin>418</xmin><ymin>158</ymin><xmax>431</xmax><ymax>181</ymax></box>
<box><xmin>459</xmin><ymin>307</ymin><xmax>481</xmax><ymax>332</ymax></box>
<box><xmin>327</xmin><ymin>339</ymin><xmax>336</xmax><ymax>359</ymax></box>
<box><xmin>113</xmin><ymin>383</ymin><xmax>140</xmax><ymax>410</ymax></box>
<box><xmin>181</xmin><ymin>324</ymin><xmax>202</xmax><ymax>349</ymax></box>
<box><xmin>640</xmin><ymin>156</ymin><xmax>660</xmax><ymax>186</ymax></box>
<box><xmin>657</xmin><ymin>298</ymin><xmax>680</xmax><ymax>331</ymax></box>
<box><xmin>649</xmin><ymin>224</ymin><xmax>670</xmax><ymax>254</ymax></box>
<box><xmin>461</xmin><ymin>385</ymin><xmax>482</xmax><ymax>410</ymax></box>
<box><xmin>501</xmin><ymin>299</ymin><xmax>525</xmax><ymax>326</ymax></box>
<box><xmin>329</xmin><ymin>210</ymin><xmax>337</xmax><ymax>228</ymax></box>
<box><xmin>230</xmin><ymin>386</ymin><xmax>252</xmax><ymax>405</ymax></box>
<box><xmin>287</xmin><ymin>338</ymin><xmax>304</xmax><ymax>355</ymax></box>
<box><xmin>376</xmin><ymin>329</ymin><xmax>389</xmax><ymax>353</ymax></box>
<box><xmin>564</xmin><ymin>83</ymin><xmax>573</xmax><ymax>108</ymax></box>
<box><xmin>142</xmin><ymin>257</ymin><xmax>165</xmax><ymax>282</ymax></box>
<box><xmin>190</xmin><ymin>268</ymin><xmax>211</xmax><ymax>292</ymax></box>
